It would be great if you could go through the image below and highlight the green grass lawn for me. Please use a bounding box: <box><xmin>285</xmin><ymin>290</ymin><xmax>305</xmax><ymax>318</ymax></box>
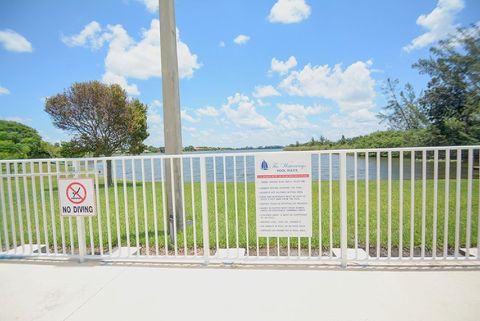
<box><xmin>0</xmin><ymin>169</ymin><xmax>478</xmax><ymax>255</ymax></box>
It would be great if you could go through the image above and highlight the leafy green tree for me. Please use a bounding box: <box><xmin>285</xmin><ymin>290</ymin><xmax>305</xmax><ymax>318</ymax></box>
<box><xmin>45</xmin><ymin>81</ymin><xmax>149</xmax><ymax>184</ymax></box>
<box><xmin>377</xmin><ymin>78</ymin><xmax>428</xmax><ymax>130</ymax></box>
<box><xmin>57</xmin><ymin>141</ymin><xmax>87</xmax><ymax>158</ymax></box>
<box><xmin>0</xmin><ymin>120</ymin><xmax>53</xmax><ymax>159</ymax></box>
<box><xmin>413</xmin><ymin>26</ymin><xmax>480</xmax><ymax>145</ymax></box>
<box><xmin>284</xmin><ymin>129</ymin><xmax>430</xmax><ymax>151</ymax></box>
<box><xmin>352</xmin><ymin>129</ymin><xmax>429</xmax><ymax>149</ymax></box>
<box><xmin>144</xmin><ymin>145</ymin><xmax>163</xmax><ymax>153</ymax></box>
<box><xmin>318</xmin><ymin>136</ymin><xmax>330</xmax><ymax>145</ymax></box>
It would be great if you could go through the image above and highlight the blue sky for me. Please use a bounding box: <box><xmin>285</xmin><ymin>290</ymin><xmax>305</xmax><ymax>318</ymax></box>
<box><xmin>0</xmin><ymin>0</ymin><xmax>479</xmax><ymax>148</ymax></box>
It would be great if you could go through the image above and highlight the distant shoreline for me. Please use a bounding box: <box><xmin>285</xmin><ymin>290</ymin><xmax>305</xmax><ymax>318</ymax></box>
<box><xmin>143</xmin><ymin>146</ymin><xmax>284</xmax><ymax>153</ymax></box>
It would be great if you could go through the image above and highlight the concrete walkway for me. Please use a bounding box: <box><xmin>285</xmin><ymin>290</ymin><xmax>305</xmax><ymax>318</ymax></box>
<box><xmin>0</xmin><ymin>260</ymin><xmax>479</xmax><ymax>321</ymax></box>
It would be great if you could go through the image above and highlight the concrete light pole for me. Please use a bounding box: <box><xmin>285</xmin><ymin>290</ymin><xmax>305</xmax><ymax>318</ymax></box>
<box><xmin>159</xmin><ymin>0</ymin><xmax>184</xmax><ymax>239</ymax></box>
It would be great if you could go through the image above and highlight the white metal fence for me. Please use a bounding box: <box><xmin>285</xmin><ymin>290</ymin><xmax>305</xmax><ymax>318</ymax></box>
<box><xmin>0</xmin><ymin>146</ymin><xmax>479</xmax><ymax>266</ymax></box>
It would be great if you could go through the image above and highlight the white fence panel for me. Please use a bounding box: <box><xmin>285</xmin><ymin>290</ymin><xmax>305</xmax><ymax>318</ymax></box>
<box><xmin>0</xmin><ymin>146</ymin><xmax>479</xmax><ymax>266</ymax></box>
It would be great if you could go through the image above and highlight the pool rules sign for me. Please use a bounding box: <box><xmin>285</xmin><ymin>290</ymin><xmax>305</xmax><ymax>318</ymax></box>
<box><xmin>255</xmin><ymin>154</ymin><xmax>312</xmax><ymax>237</ymax></box>
<box><xmin>58</xmin><ymin>178</ymin><xmax>96</xmax><ymax>216</ymax></box>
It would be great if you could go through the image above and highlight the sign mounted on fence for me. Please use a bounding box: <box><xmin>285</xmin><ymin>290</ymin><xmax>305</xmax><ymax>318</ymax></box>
<box><xmin>255</xmin><ymin>154</ymin><xmax>312</xmax><ymax>237</ymax></box>
<box><xmin>58</xmin><ymin>178</ymin><xmax>96</xmax><ymax>216</ymax></box>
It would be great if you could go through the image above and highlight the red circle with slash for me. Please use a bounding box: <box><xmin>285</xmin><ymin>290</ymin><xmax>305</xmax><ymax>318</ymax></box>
<box><xmin>66</xmin><ymin>182</ymin><xmax>87</xmax><ymax>204</ymax></box>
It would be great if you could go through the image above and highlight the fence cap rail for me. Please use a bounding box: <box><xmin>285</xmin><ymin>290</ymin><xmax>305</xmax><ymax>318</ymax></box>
<box><xmin>0</xmin><ymin>145</ymin><xmax>478</xmax><ymax>163</ymax></box>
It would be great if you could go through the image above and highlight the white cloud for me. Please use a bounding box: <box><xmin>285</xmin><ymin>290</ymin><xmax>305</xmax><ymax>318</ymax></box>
<box><xmin>233</xmin><ymin>34</ymin><xmax>250</xmax><ymax>45</ymax></box>
<box><xmin>0</xmin><ymin>86</ymin><xmax>10</xmax><ymax>95</ymax></box>
<box><xmin>221</xmin><ymin>93</ymin><xmax>273</xmax><ymax>129</ymax></box>
<box><xmin>183</xmin><ymin>127</ymin><xmax>216</xmax><ymax>143</ymax></box>
<box><xmin>0</xmin><ymin>29</ymin><xmax>32</xmax><ymax>53</ymax></box>
<box><xmin>151</xmin><ymin>99</ymin><xmax>161</xmax><ymax>108</ymax></box>
<box><xmin>253</xmin><ymin>85</ymin><xmax>281</xmax><ymax>98</ymax></box>
<box><xmin>256</xmin><ymin>99</ymin><xmax>270</xmax><ymax>107</ymax></box>
<box><xmin>145</xmin><ymin>100</ymin><xmax>164</xmax><ymax>146</ymax></box>
<box><xmin>148</xmin><ymin>103</ymin><xmax>162</xmax><ymax>125</ymax></box>
<box><xmin>274</xmin><ymin>59</ymin><xmax>379</xmax><ymax>141</ymax></box>
<box><xmin>212</xmin><ymin>127</ymin><xmax>311</xmax><ymax>148</ymax></box>
<box><xmin>268</xmin><ymin>0</ymin><xmax>311</xmax><ymax>24</ymax></box>
<box><xmin>102</xmin><ymin>71</ymin><xmax>140</xmax><ymax>95</ymax></box>
<box><xmin>348</xmin><ymin>109</ymin><xmax>377</xmax><ymax>122</ymax></box>
<box><xmin>270</xmin><ymin>56</ymin><xmax>297</xmax><ymax>75</ymax></box>
<box><xmin>279</xmin><ymin>60</ymin><xmax>376</xmax><ymax>114</ymax></box>
<box><xmin>63</xmin><ymin>20</ymin><xmax>201</xmax><ymax>95</ymax></box>
<box><xmin>196</xmin><ymin>106</ymin><xmax>219</xmax><ymax>117</ymax></box>
<box><xmin>219</xmin><ymin>41</ymin><xmax>225</xmax><ymax>48</ymax></box>
<box><xmin>327</xmin><ymin>113</ymin><xmax>380</xmax><ymax>139</ymax></box>
<box><xmin>181</xmin><ymin>110</ymin><xmax>200</xmax><ymax>123</ymax></box>
<box><xmin>276</xmin><ymin>103</ymin><xmax>326</xmax><ymax>129</ymax></box>
<box><xmin>104</xmin><ymin>20</ymin><xmax>200</xmax><ymax>92</ymax></box>
<box><xmin>138</xmin><ymin>0</ymin><xmax>158</xmax><ymax>13</ymax></box>
<box><xmin>62</xmin><ymin>21</ymin><xmax>109</xmax><ymax>50</ymax></box>
<box><xmin>144</xmin><ymin>92</ymin><xmax>377</xmax><ymax>147</ymax></box>
<box><xmin>403</xmin><ymin>0</ymin><xmax>464</xmax><ymax>52</ymax></box>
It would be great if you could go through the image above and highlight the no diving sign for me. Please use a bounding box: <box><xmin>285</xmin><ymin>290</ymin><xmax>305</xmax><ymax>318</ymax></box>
<box><xmin>58</xmin><ymin>178</ymin><xmax>96</xmax><ymax>216</ymax></box>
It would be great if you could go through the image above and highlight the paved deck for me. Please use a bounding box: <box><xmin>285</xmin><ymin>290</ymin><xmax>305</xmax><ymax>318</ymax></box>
<box><xmin>0</xmin><ymin>260</ymin><xmax>479</xmax><ymax>321</ymax></box>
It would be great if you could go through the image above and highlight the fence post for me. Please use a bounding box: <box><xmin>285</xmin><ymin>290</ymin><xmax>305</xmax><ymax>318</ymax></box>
<box><xmin>74</xmin><ymin>160</ymin><xmax>86</xmax><ymax>263</ymax></box>
<box><xmin>200</xmin><ymin>157</ymin><xmax>210</xmax><ymax>265</ymax></box>
<box><xmin>340</xmin><ymin>152</ymin><xmax>348</xmax><ymax>268</ymax></box>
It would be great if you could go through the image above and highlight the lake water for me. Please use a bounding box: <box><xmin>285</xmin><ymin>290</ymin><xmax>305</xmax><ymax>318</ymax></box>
<box><xmin>90</xmin><ymin>149</ymin><xmax>475</xmax><ymax>182</ymax></box>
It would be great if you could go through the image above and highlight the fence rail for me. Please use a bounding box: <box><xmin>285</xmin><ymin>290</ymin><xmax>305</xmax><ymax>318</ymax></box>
<box><xmin>0</xmin><ymin>146</ymin><xmax>479</xmax><ymax>266</ymax></box>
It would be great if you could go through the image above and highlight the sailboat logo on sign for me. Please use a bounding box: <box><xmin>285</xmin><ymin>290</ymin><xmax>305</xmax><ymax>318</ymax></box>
<box><xmin>260</xmin><ymin>160</ymin><xmax>268</xmax><ymax>170</ymax></box>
